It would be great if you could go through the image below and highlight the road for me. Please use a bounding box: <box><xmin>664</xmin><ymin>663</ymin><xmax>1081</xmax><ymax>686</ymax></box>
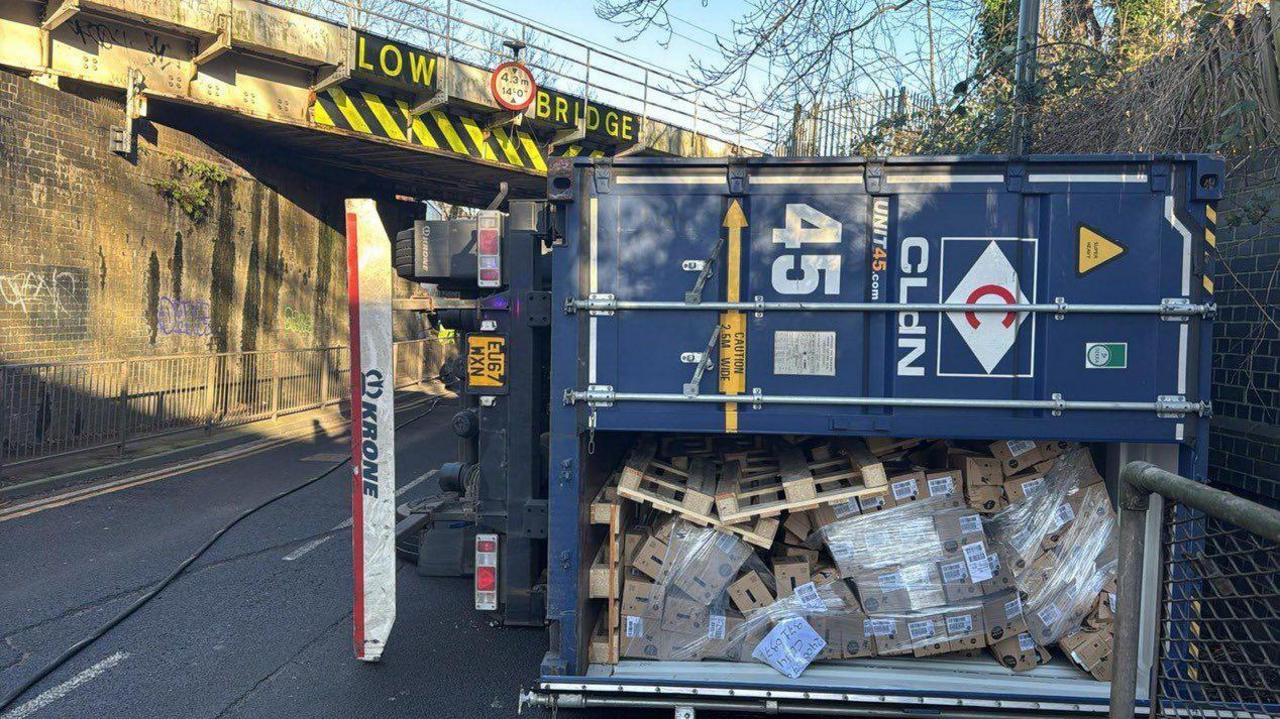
<box><xmin>0</xmin><ymin>398</ymin><xmax>550</xmax><ymax>719</ymax></box>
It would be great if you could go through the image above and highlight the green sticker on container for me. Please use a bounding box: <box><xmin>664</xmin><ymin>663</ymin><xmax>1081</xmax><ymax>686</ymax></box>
<box><xmin>1085</xmin><ymin>342</ymin><xmax>1127</xmax><ymax>369</ymax></box>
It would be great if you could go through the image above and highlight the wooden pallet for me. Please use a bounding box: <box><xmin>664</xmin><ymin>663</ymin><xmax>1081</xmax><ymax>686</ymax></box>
<box><xmin>715</xmin><ymin>448</ymin><xmax>885</xmax><ymax>523</ymax></box>
<box><xmin>604</xmin><ymin>497</ymin><xmax>634</xmax><ymax>662</ymax></box>
<box><xmin>714</xmin><ymin>515</ymin><xmax>780</xmax><ymax>549</ymax></box>
<box><xmin>589</xmin><ymin>474</ymin><xmax>620</xmax><ymax>525</ymax></box>
<box><xmin>833</xmin><ymin>437</ymin><xmax>888</xmax><ymax>488</ymax></box>
<box><xmin>618</xmin><ymin>441</ymin><xmax>717</xmax><ymax>524</ymax></box>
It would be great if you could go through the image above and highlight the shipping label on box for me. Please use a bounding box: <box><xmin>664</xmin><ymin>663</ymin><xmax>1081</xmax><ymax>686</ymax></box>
<box><xmin>885</xmin><ymin>471</ymin><xmax>924</xmax><ymax>506</ymax></box>
<box><xmin>990</xmin><ymin>439</ymin><xmax>1047</xmax><ymax>476</ymax></box>
<box><xmin>1006</xmin><ymin>473</ymin><xmax>1048</xmax><ymax>503</ymax></box>
<box><xmin>867</xmin><ymin>616</ymin><xmax>913</xmax><ymax>656</ymax></box>
<box><xmin>983</xmin><ymin>592</ymin><xmax>1029</xmax><ymax>644</ymax></box>
<box><xmin>939</xmin><ymin>558</ymin><xmax>983</xmax><ymax>602</ymax></box>
<box><xmin>990</xmin><ymin>632</ymin><xmax>1042</xmax><ymax>672</ymax></box>
<box><xmin>909</xmin><ymin>616</ymin><xmax>950</xmax><ymax>657</ymax></box>
<box><xmin>853</xmin><ymin>566</ymin><xmax>910</xmax><ymax>614</ymax></box>
<box><xmin>925</xmin><ymin>470</ymin><xmax>962</xmax><ymax>499</ymax></box>
<box><xmin>945</xmin><ymin>608</ymin><xmax>987</xmax><ymax>651</ymax></box>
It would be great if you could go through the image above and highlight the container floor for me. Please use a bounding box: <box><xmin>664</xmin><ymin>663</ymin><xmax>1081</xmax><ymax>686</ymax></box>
<box><xmin>586</xmin><ymin>655</ymin><xmax>1116</xmax><ymax>709</ymax></box>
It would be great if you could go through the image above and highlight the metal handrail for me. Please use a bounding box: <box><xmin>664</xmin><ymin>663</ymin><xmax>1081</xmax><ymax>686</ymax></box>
<box><xmin>1111</xmin><ymin>462</ymin><xmax>1280</xmax><ymax>719</ymax></box>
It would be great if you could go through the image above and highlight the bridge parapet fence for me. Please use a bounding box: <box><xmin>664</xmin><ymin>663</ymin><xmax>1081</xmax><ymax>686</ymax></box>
<box><xmin>1112</xmin><ymin>462</ymin><xmax>1280</xmax><ymax>719</ymax></box>
<box><xmin>0</xmin><ymin>340</ymin><xmax>434</xmax><ymax>468</ymax></box>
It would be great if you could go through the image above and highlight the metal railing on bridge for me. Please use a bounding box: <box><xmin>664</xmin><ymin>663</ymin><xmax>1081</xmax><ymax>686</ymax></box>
<box><xmin>0</xmin><ymin>340</ymin><xmax>436</xmax><ymax>469</ymax></box>
<box><xmin>1112</xmin><ymin>462</ymin><xmax>1280</xmax><ymax>719</ymax></box>
<box><xmin>272</xmin><ymin>0</ymin><xmax>789</xmax><ymax>153</ymax></box>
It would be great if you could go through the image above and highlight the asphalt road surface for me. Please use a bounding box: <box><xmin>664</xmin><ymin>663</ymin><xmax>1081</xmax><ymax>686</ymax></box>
<box><xmin>0</xmin><ymin>398</ymin><xmax>554</xmax><ymax>719</ymax></box>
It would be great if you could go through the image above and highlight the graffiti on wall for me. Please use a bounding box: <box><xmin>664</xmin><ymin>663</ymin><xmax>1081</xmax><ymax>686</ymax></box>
<box><xmin>282</xmin><ymin>305</ymin><xmax>314</xmax><ymax>336</ymax></box>
<box><xmin>0</xmin><ymin>266</ymin><xmax>90</xmax><ymax>338</ymax></box>
<box><xmin>157</xmin><ymin>296</ymin><xmax>211</xmax><ymax>337</ymax></box>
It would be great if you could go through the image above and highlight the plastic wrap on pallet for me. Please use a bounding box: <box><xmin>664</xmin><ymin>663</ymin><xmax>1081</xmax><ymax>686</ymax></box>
<box><xmin>816</xmin><ymin>495</ymin><xmax>995</xmax><ymax>614</ymax></box>
<box><xmin>722</xmin><ymin>578</ymin><xmax>866</xmax><ymax>674</ymax></box>
<box><xmin>984</xmin><ymin>450</ymin><xmax>1118</xmax><ymax>645</ymax></box>
<box><xmin>859</xmin><ymin>602</ymin><xmax>988</xmax><ymax>657</ymax></box>
<box><xmin>660</xmin><ymin>520</ymin><xmax>755</xmax><ymax>603</ymax></box>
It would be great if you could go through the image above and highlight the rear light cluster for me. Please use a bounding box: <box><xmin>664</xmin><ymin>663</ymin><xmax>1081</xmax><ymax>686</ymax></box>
<box><xmin>476</xmin><ymin>211</ymin><xmax>501</xmax><ymax>288</ymax></box>
<box><xmin>475</xmin><ymin>533</ymin><xmax>499</xmax><ymax>610</ymax></box>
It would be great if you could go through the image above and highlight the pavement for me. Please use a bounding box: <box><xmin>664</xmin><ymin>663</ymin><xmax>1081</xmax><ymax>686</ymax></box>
<box><xmin>0</xmin><ymin>396</ymin><xmax>554</xmax><ymax>719</ymax></box>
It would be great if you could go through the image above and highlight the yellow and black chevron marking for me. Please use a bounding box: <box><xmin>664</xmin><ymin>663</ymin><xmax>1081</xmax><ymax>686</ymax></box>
<box><xmin>1202</xmin><ymin>203</ymin><xmax>1217</xmax><ymax>295</ymax></box>
<box><xmin>310</xmin><ymin>87</ymin><xmax>606</xmax><ymax>172</ymax></box>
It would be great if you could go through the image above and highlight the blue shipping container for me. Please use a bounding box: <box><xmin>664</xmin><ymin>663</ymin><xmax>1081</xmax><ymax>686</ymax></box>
<box><xmin>542</xmin><ymin>155</ymin><xmax>1222</xmax><ymax>713</ymax></box>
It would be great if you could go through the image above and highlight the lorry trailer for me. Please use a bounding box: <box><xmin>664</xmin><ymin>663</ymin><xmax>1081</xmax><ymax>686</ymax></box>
<box><xmin>392</xmin><ymin>153</ymin><xmax>1224</xmax><ymax>716</ymax></box>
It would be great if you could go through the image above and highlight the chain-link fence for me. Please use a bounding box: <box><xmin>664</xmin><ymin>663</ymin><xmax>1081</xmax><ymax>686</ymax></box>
<box><xmin>1155</xmin><ymin>503</ymin><xmax>1280</xmax><ymax>718</ymax></box>
<box><xmin>0</xmin><ymin>340</ymin><xmax>439</xmax><ymax>468</ymax></box>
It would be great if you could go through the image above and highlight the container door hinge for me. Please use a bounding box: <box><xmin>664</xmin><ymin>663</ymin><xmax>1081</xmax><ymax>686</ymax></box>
<box><xmin>586</xmin><ymin>384</ymin><xmax>614</xmax><ymax>407</ymax></box>
<box><xmin>593</xmin><ymin>161</ymin><xmax>612</xmax><ymax>194</ymax></box>
<box><xmin>1149</xmin><ymin>163</ymin><xmax>1171</xmax><ymax>193</ymax></box>
<box><xmin>864</xmin><ymin>162</ymin><xmax>886</xmax><ymax>194</ymax></box>
<box><xmin>1006</xmin><ymin>163</ymin><xmax>1026</xmax><ymax>193</ymax></box>
<box><xmin>727</xmin><ymin>162</ymin><xmax>748</xmax><ymax>195</ymax></box>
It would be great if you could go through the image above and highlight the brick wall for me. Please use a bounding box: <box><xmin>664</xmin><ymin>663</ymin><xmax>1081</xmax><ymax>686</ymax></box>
<box><xmin>1209</xmin><ymin>148</ymin><xmax>1280</xmax><ymax>505</ymax></box>
<box><xmin>0</xmin><ymin>70</ymin><xmax>424</xmax><ymax>365</ymax></box>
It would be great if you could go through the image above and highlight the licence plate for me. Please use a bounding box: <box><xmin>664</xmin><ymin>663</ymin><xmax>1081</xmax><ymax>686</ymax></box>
<box><xmin>466</xmin><ymin>334</ymin><xmax>507</xmax><ymax>391</ymax></box>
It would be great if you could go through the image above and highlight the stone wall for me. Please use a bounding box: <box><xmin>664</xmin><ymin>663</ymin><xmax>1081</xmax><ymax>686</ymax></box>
<box><xmin>0</xmin><ymin>69</ymin><xmax>425</xmax><ymax>365</ymax></box>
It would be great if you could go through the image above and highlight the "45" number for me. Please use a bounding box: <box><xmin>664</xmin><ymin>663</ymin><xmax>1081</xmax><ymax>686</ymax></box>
<box><xmin>771</xmin><ymin>204</ymin><xmax>843</xmax><ymax>295</ymax></box>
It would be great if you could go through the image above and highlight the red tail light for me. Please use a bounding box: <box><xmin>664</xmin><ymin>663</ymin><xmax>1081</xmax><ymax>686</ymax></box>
<box><xmin>476</xmin><ymin>566</ymin><xmax>497</xmax><ymax>592</ymax></box>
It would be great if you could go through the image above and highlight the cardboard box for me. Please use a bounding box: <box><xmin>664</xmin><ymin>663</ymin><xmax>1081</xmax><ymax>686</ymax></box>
<box><xmin>857</xmin><ymin>493</ymin><xmax>887</xmax><ymax>513</ymax></box>
<box><xmin>853</xmin><ymin>566</ymin><xmax>911</xmax><ymax>614</ymax></box>
<box><xmin>909</xmin><ymin>615</ymin><xmax>950</xmax><ymax>657</ymax></box>
<box><xmin>966</xmin><ymin>485</ymin><xmax>1007</xmax><ymax>514</ymax></box>
<box><xmin>945</xmin><ymin>608</ymin><xmax>987</xmax><ymax>652</ymax></box>
<box><xmin>661</xmin><ymin>589</ymin><xmax>711</xmax><ymax>635</ymax></box>
<box><xmin>632</xmin><ymin>533</ymin><xmax>669</xmax><ymax>580</ymax></box>
<box><xmin>867</xmin><ymin>616</ymin><xmax>913</xmax><ymax>656</ymax></box>
<box><xmin>925</xmin><ymin>470</ymin><xmax>963</xmax><ymax>499</ymax></box>
<box><xmin>989</xmin><ymin>439</ymin><xmax>1047</xmax><ymax>476</ymax></box>
<box><xmin>621</xmin><ymin>614</ymin><xmax>700</xmax><ymax>660</ymax></box>
<box><xmin>982</xmin><ymin>592</ymin><xmax>1029</xmax><ymax>644</ymax></box>
<box><xmin>939</xmin><ymin>557</ymin><xmax>984</xmax><ymax>602</ymax></box>
<box><xmin>1038</xmin><ymin>440</ymin><xmax>1074</xmax><ymax>460</ymax></box>
<box><xmin>727</xmin><ymin>570</ymin><xmax>775</xmax><ymax>612</ymax></box>
<box><xmin>989</xmin><ymin>632</ymin><xmax>1042</xmax><ymax>672</ymax></box>
<box><xmin>953</xmin><ymin>455</ymin><xmax>1004</xmax><ymax>489</ymax></box>
<box><xmin>1006</xmin><ymin>472</ymin><xmax>1048</xmax><ymax>503</ymax></box>
<box><xmin>828</xmin><ymin>615</ymin><xmax>875</xmax><ymax>658</ymax></box>
<box><xmin>701</xmin><ymin>609</ymin><xmax>749</xmax><ymax>661</ymax></box>
<box><xmin>773</xmin><ymin>556</ymin><xmax>811</xmax><ymax>598</ymax></box>
<box><xmin>811</xmin><ymin>564</ymin><xmax>841</xmax><ymax>586</ymax></box>
<box><xmin>865</xmin><ymin>437</ymin><xmax>921</xmax><ymax>456</ymax></box>
<box><xmin>621</xmin><ymin>574</ymin><xmax>663</xmax><ymax>618</ymax></box>
<box><xmin>784</xmin><ymin>512</ymin><xmax>814</xmax><ymax>540</ymax></box>
<box><xmin>1060</xmin><ymin>627</ymin><xmax>1112</xmax><ymax>671</ymax></box>
<box><xmin>885</xmin><ymin>471</ymin><xmax>925</xmax><ymax>506</ymax></box>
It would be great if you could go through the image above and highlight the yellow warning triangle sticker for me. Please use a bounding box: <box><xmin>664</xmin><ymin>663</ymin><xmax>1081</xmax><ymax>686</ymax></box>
<box><xmin>1078</xmin><ymin>225</ymin><xmax>1126</xmax><ymax>275</ymax></box>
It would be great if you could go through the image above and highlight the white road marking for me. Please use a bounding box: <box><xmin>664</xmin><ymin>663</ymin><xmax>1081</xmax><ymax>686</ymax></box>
<box><xmin>282</xmin><ymin>536</ymin><xmax>333</xmax><ymax>561</ymax></box>
<box><xmin>2</xmin><ymin>651</ymin><xmax>129</xmax><ymax>719</ymax></box>
<box><xmin>282</xmin><ymin>470</ymin><xmax>435</xmax><ymax>561</ymax></box>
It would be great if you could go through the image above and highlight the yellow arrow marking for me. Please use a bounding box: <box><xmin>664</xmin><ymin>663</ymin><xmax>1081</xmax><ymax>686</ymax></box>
<box><xmin>1078</xmin><ymin>225</ymin><xmax>1126</xmax><ymax>275</ymax></box>
<box><xmin>720</xmin><ymin>199</ymin><xmax>748</xmax><ymax>433</ymax></box>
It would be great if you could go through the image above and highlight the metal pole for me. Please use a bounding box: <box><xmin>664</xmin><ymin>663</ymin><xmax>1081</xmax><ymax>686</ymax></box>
<box><xmin>1110</xmin><ymin>470</ymin><xmax>1149</xmax><ymax>719</ymax></box>
<box><xmin>203</xmin><ymin>355</ymin><xmax>216</xmax><ymax>434</ymax></box>
<box><xmin>1009</xmin><ymin>0</ymin><xmax>1042</xmax><ymax>155</ymax></box>
<box><xmin>271</xmin><ymin>350</ymin><xmax>282</xmax><ymax>421</ymax></box>
<box><xmin>0</xmin><ymin>366</ymin><xmax>8</xmax><ymax>476</ymax></box>
<box><xmin>116</xmin><ymin>359</ymin><xmax>130</xmax><ymax>454</ymax></box>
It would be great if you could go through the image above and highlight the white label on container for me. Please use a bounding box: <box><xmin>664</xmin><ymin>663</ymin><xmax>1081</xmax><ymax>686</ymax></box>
<box><xmin>959</xmin><ymin>514</ymin><xmax>984</xmax><ymax>535</ymax></box>
<box><xmin>1007</xmin><ymin>439</ymin><xmax>1037</xmax><ymax>457</ymax></box>
<box><xmin>707</xmin><ymin>613</ymin><xmax>726</xmax><ymax>640</ymax></box>
<box><xmin>795</xmin><ymin>582</ymin><xmax>827</xmax><ymax>612</ymax></box>
<box><xmin>1050</xmin><ymin>501</ymin><xmax>1077</xmax><ymax>531</ymax></box>
<box><xmin>625</xmin><ymin>616</ymin><xmax>645</xmax><ymax>638</ymax></box>
<box><xmin>878</xmin><ymin>571</ymin><xmax>906</xmax><ymax>592</ymax></box>
<box><xmin>1004</xmin><ymin>596</ymin><xmax>1024</xmax><ymax>618</ymax></box>
<box><xmin>1038</xmin><ymin>604</ymin><xmax>1063</xmax><ymax>627</ymax></box>
<box><xmin>892</xmin><ymin>478</ymin><xmax>918</xmax><ymax>500</ymax></box>
<box><xmin>908</xmin><ymin>619</ymin><xmax>935</xmax><ymax>641</ymax></box>
<box><xmin>865</xmin><ymin>618</ymin><xmax>896</xmax><ymax>637</ymax></box>
<box><xmin>833</xmin><ymin>498</ymin><xmax>860</xmax><ymax>519</ymax></box>
<box><xmin>1020</xmin><ymin>477</ymin><xmax>1046</xmax><ymax>496</ymax></box>
<box><xmin>947</xmin><ymin>615</ymin><xmax>974</xmax><ymax>635</ymax></box>
<box><xmin>1018</xmin><ymin>633</ymin><xmax>1036</xmax><ymax>652</ymax></box>
<box><xmin>987</xmin><ymin>551</ymin><xmax>1001</xmax><ymax>574</ymax></box>
<box><xmin>773</xmin><ymin>331</ymin><xmax>837</xmax><ymax>376</ymax></box>
<box><xmin>941</xmin><ymin>560</ymin><xmax>968</xmax><ymax>583</ymax></box>
<box><xmin>928</xmin><ymin>476</ymin><xmax>955</xmax><ymax>496</ymax></box>
<box><xmin>1108</xmin><ymin>593</ymin><xmax>1117</xmax><ymax>613</ymax></box>
<box><xmin>963</xmin><ymin>541</ymin><xmax>994</xmax><ymax>582</ymax></box>
<box><xmin>861</xmin><ymin>495</ymin><xmax>885</xmax><ymax>511</ymax></box>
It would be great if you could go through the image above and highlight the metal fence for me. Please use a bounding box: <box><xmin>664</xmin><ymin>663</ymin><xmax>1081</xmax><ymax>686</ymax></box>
<box><xmin>787</xmin><ymin>90</ymin><xmax>937</xmax><ymax>157</ymax></box>
<box><xmin>1113</xmin><ymin>462</ymin><xmax>1280</xmax><ymax>719</ymax></box>
<box><xmin>0</xmin><ymin>340</ymin><xmax>434</xmax><ymax>468</ymax></box>
<box><xmin>268</xmin><ymin>0</ymin><xmax>788</xmax><ymax>153</ymax></box>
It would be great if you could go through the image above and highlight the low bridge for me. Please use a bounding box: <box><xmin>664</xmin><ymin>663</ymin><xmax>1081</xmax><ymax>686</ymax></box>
<box><xmin>0</xmin><ymin>0</ymin><xmax>770</xmax><ymax>205</ymax></box>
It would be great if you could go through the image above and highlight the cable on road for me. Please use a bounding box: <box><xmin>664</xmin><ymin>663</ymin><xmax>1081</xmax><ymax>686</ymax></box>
<box><xmin>0</xmin><ymin>397</ymin><xmax>446</xmax><ymax>713</ymax></box>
